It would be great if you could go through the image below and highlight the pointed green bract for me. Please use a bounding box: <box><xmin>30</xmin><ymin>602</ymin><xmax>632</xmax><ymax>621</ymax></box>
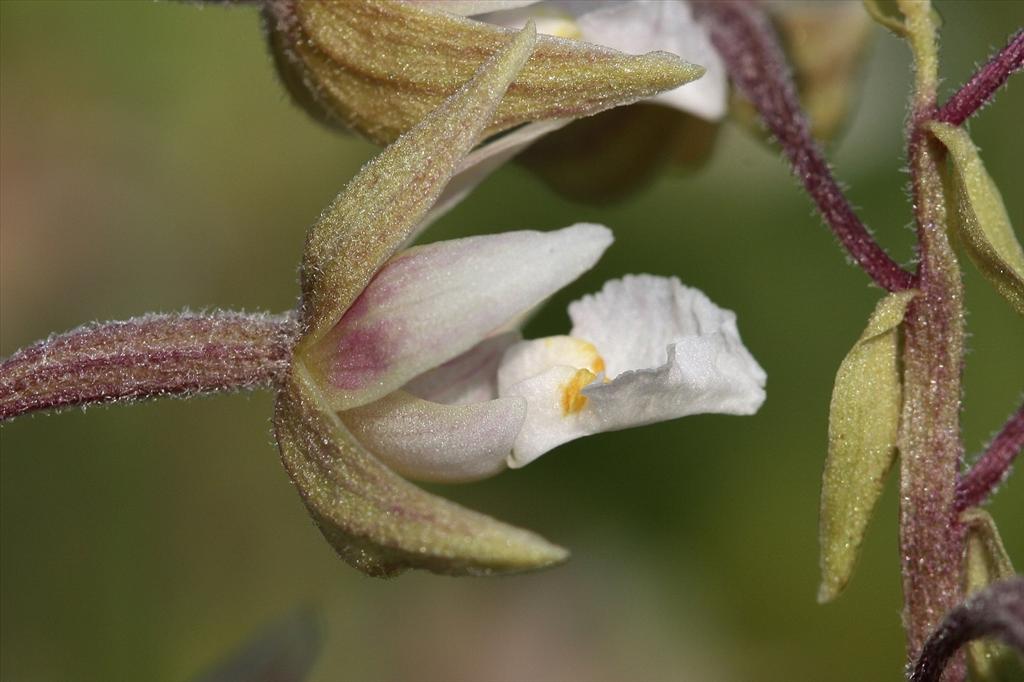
<box><xmin>818</xmin><ymin>290</ymin><xmax>916</xmax><ymax>603</ymax></box>
<box><xmin>961</xmin><ymin>509</ymin><xmax>1018</xmax><ymax>680</ymax></box>
<box><xmin>275</xmin><ymin>362</ymin><xmax>568</xmax><ymax>577</ymax></box>
<box><xmin>297</xmin><ymin>23</ymin><xmax>538</xmax><ymax>348</ymax></box>
<box><xmin>266</xmin><ymin>0</ymin><xmax>704</xmax><ymax>146</ymax></box>
<box><xmin>930</xmin><ymin>122</ymin><xmax>1024</xmax><ymax>316</ymax></box>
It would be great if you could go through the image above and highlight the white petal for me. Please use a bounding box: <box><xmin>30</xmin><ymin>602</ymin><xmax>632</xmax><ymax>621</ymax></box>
<box><xmin>413</xmin><ymin>119</ymin><xmax>571</xmax><ymax>242</ymax></box>
<box><xmin>342</xmin><ymin>390</ymin><xmax>526</xmax><ymax>483</ymax></box>
<box><xmin>405</xmin><ymin>331</ymin><xmax>521</xmax><ymax>405</ymax></box>
<box><xmin>319</xmin><ymin>224</ymin><xmax>613</xmax><ymax>409</ymax></box>
<box><xmin>498</xmin><ymin>275</ymin><xmax>766</xmax><ymax>466</ymax></box>
<box><xmin>569</xmin><ymin>275</ymin><xmax>766</xmax><ymax>386</ymax></box>
<box><xmin>572</xmin><ymin>1</ymin><xmax>728</xmax><ymax>120</ymax></box>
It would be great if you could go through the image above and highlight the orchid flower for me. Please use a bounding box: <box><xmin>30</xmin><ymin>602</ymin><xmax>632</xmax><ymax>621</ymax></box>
<box><xmin>310</xmin><ymin>226</ymin><xmax>766</xmax><ymax>483</ymax></box>
<box><xmin>272</xmin><ymin>24</ymin><xmax>764</xmax><ymax>577</ymax></box>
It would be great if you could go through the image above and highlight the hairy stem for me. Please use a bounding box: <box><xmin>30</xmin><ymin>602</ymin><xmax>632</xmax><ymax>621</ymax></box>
<box><xmin>936</xmin><ymin>29</ymin><xmax>1024</xmax><ymax>127</ymax></box>
<box><xmin>956</xmin><ymin>402</ymin><xmax>1024</xmax><ymax>512</ymax></box>
<box><xmin>0</xmin><ymin>311</ymin><xmax>298</xmax><ymax>421</ymax></box>
<box><xmin>695</xmin><ymin>0</ymin><xmax>915</xmax><ymax>293</ymax></box>
<box><xmin>899</xmin><ymin>131</ymin><xmax>966</xmax><ymax>679</ymax></box>
<box><xmin>898</xmin><ymin>4</ymin><xmax>966</xmax><ymax>676</ymax></box>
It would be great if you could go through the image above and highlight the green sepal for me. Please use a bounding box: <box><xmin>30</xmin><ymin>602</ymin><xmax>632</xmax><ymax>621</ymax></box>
<box><xmin>265</xmin><ymin>0</ymin><xmax>703</xmax><ymax>146</ymax></box>
<box><xmin>961</xmin><ymin>508</ymin><xmax>1019</xmax><ymax>680</ymax></box>
<box><xmin>818</xmin><ymin>290</ymin><xmax>916</xmax><ymax>603</ymax></box>
<box><xmin>930</xmin><ymin>121</ymin><xmax>1024</xmax><ymax>316</ymax></box>
<box><xmin>274</xmin><ymin>361</ymin><xmax>568</xmax><ymax>577</ymax></box>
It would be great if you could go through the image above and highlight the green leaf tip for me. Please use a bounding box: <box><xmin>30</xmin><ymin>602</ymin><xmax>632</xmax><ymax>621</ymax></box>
<box><xmin>818</xmin><ymin>290</ymin><xmax>916</xmax><ymax>604</ymax></box>
<box><xmin>929</xmin><ymin>121</ymin><xmax>1024</xmax><ymax>316</ymax></box>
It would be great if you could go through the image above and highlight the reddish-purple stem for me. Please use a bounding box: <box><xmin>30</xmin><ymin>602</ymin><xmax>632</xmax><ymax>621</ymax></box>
<box><xmin>956</xmin><ymin>403</ymin><xmax>1024</xmax><ymax>512</ymax></box>
<box><xmin>695</xmin><ymin>0</ymin><xmax>915</xmax><ymax>293</ymax></box>
<box><xmin>936</xmin><ymin>30</ymin><xmax>1024</xmax><ymax>126</ymax></box>
<box><xmin>0</xmin><ymin>312</ymin><xmax>298</xmax><ymax>421</ymax></box>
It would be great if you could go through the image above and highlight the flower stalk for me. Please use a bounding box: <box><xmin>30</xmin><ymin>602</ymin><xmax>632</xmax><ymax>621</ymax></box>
<box><xmin>935</xmin><ymin>29</ymin><xmax>1024</xmax><ymax>127</ymax></box>
<box><xmin>695</xmin><ymin>0</ymin><xmax>915</xmax><ymax>293</ymax></box>
<box><xmin>956</xmin><ymin>402</ymin><xmax>1024</xmax><ymax>512</ymax></box>
<box><xmin>0</xmin><ymin>312</ymin><xmax>297</xmax><ymax>421</ymax></box>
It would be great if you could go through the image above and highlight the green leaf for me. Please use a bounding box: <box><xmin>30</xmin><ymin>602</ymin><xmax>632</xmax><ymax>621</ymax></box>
<box><xmin>297</xmin><ymin>23</ymin><xmax>539</xmax><ymax>349</ymax></box>
<box><xmin>961</xmin><ymin>508</ymin><xmax>1019</xmax><ymax>680</ymax></box>
<box><xmin>818</xmin><ymin>290</ymin><xmax>916</xmax><ymax>603</ymax></box>
<box><xmin>929</xmin><ymin>121</ymin><xmax>1024</xmax><ymax>316</ymax></box>
<box><xmin>274</xmin><ymin>362</ymin><xmax>568</xmax><ymax>577</ymax></box>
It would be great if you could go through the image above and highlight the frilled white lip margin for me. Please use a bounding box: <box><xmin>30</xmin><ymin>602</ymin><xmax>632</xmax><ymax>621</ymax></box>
<box><xmin>498</xmin><ymin>275</ymin><xmax>766</xmax><ymax>466</ymax></box>
<box><xmin>330</xmin><ymin>224</ymin><xmax>764</xmax><ymax>482</ymax></box>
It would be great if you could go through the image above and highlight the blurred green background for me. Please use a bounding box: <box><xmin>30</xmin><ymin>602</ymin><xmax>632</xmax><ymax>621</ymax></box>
<box><xmin>2</xmin><ymin>1</ymin><xmax>1022</xmax><ymax>680</ymax></box>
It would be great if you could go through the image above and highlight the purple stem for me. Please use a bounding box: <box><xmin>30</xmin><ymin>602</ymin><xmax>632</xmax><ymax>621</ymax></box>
<box><xmin>695</xmin><ymin>0</ymin><xmax>915</xmax><ymax>293</ymax></box>
<box><xmin>910</xmin><ymin>577</ymin><xmax>1024</xmax><ymax>682</ymax></box>
<box><xmin>0</xmin><ymin>312</ymin><xmax>298</xmax><ymax>421</ymax></box>
<box><xmin>956</xmin><ymin>402</ymin><xmax>1024</xmax><ymax>512</ymax></box>
<box><xmin>936</xmin><ymin>30</ymin><xmax>1024</xmax><ymax>127</ymax></box>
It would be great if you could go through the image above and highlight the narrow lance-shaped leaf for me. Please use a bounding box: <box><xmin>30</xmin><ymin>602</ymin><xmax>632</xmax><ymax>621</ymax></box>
<box><xmin>929</xmin><ymin>121</ymin><xmax>1024</xmax><ymax>316</ymax></box>
<box><xmin>297</xmin><ymin>22</ymin><xmax>538</xmax><ymax>348</ymax></box>
<box><xmin>264</xmin><ymin>0</ymin><xmax>704</xmax><ymax>145</ymax></box>
<box><xmin>275</xmin><ymin>362</ymin><xmax>567</xmax><ymax>577</ymax></box>
<box><xmin>961</xmin><ymin>509</ymin><xmax>1019</xmax><ymax>680</ymax></box>
<box><xmin>818</xmin><ymin>290</ymin><xmax>916</xmax><ymax>603</ymax></box>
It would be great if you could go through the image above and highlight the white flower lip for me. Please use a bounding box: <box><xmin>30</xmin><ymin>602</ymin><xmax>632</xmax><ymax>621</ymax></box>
<box><xmin>498</xmin><ymin>275</ymin><xmax>767</xmax><ymax>467</ymax></box>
